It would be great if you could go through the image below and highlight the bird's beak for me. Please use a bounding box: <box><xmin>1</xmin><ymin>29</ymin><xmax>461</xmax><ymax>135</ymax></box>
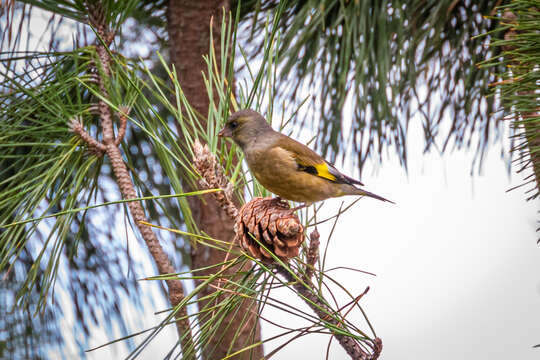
<box><xmin>218</xmin><ymin>127</ymin><xmax>230</xmax><ymax>138</ymax></box>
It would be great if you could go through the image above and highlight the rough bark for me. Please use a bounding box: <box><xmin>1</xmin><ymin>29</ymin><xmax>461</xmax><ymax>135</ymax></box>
<box><xmin>167</xmin><ymin>1</ymin><xmax>263</xmax><ymax>359</ymax></box>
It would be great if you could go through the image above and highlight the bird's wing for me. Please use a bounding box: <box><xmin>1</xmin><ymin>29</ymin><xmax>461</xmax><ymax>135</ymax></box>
<box><xmin>275</xmin><ymin>135</ymin><xmax>364</xmax><ymax>186</ymax></box>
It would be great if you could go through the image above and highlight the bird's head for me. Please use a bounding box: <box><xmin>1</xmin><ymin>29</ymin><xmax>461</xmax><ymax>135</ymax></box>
<box><xmin>219</xmin><ymin>109</ymin><xmax>273</xmax><ymax>148</ymax></box>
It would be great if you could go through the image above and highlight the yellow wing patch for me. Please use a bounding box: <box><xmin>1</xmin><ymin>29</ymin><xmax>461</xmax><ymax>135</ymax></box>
<box><xmin>314</xmin><ymin>163</ymin><xmax>337</xmax><ymax>182</ymax></box>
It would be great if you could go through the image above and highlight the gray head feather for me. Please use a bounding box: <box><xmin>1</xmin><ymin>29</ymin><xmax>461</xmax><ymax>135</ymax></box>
<box><xmin>225</xmin><ymin>109</ymin><xmax>274</xmax><ymax>149</ymax></box>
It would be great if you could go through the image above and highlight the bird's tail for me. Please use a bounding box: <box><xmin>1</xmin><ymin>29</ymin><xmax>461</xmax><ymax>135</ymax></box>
<box><xmin>346</xmin><ymin>186</ymin><xmax>395</xmax><ymax>204</ymax></box>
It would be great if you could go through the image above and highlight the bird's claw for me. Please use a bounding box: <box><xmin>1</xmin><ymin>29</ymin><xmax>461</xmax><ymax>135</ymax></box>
<box><xmin>271</xmin><ymin>196</ymin><xmax>289</xmax><ymax>208</ymax></box>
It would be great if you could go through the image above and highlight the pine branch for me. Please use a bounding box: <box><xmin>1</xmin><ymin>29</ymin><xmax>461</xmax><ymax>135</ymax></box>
<box><xmin>72</xmin><ymin>1</ymin><xmax>195</xmax><ymax>353</ymax></box>
<box><xmin>498</xmin><ymin>7</ymin><xmax>540</xmax><ymax>200</ymax></box>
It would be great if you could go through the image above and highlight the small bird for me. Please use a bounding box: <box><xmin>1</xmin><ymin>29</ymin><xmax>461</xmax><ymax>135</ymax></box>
<box><xmin>218</xmin><ymin>109</ymin><xmax>393</xmax><ymax>207</ymax></box>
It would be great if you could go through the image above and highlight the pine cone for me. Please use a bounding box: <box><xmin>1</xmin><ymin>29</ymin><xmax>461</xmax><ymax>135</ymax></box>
<box><xmin>235</xmin><ymin>197</ymin><xmax>304</xmax><ymax>262</ymax></box>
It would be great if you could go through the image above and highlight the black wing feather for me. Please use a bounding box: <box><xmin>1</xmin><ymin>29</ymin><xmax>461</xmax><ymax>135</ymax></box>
<box><xmin>325</xmin><ymin>161</ymin><xmax>364</xmax><ymax>186</ymax></box>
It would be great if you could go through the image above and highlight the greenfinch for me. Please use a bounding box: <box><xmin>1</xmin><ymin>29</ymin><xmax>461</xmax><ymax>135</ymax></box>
<box><xmin>218</xmin><ymin>109</ymin><xmax>393</xmax><ymax>206</ymax></box>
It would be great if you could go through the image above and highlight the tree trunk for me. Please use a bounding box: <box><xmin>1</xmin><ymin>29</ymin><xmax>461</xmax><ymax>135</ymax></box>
<box><xmin>167</xmin><ymin>1</ymin><xmax>263</xmax><ymax>359</ymax></box>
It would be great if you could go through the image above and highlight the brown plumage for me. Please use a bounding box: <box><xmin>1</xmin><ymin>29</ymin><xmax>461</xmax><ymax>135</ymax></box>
<box><xmin>218</xmin><ymin>109</ymin><xmax>393</xmax><ymax>205</ymax></box>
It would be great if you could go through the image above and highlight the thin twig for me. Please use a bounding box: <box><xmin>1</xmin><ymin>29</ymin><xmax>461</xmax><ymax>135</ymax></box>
<box><xmin>114</xmin><ymin>105</ymin><xmax>129</xmax><ymax>146</ymax></box>
<box><xmin>68</xmin><ymin>116</ymin><xmax>106</xmax><ymax>156</ymax></box>
<box><xmin>276</xmin><ymin>267</ymin><xmax>382</xmax><ymax>360</ymax></box>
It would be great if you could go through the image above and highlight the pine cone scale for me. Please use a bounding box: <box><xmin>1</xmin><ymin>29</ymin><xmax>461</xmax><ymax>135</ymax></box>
<box><xmin>262</xmin><ymin>229</ymin><xmax>273</xmax><ymax>245</ymax></box>
<box><xmin>272</xmin><ymin>235</ymin><xmax>285</xmax><ymax>248</ymax></box>
<box><xmin>235</xmin><ymin>197</ymin><xmax>305</xmax><ymax>263</ymax></box>
<box><xmin>283</xmin><ymin>237</ymin><xmax>301</xmax><ymax>247</ymax></box>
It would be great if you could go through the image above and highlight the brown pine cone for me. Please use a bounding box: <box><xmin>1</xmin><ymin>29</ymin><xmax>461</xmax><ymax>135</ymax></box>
<box><xmin>235</xmin><ymin>197</ymin><xmax>304</xmax><ymax>262</ymax></box>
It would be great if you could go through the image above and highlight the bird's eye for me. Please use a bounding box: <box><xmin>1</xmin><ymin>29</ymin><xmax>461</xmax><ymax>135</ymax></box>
<box><xmin>229</xmin><ymin>121</ymin><xmax>238</xmax><ymax>129</ymax></box>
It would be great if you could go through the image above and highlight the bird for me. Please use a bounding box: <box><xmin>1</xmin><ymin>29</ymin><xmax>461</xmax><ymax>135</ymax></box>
<box><xmin>218</xmin><ymin>109</ymin><xmax>393</xmax><ymax>208</ymax></box>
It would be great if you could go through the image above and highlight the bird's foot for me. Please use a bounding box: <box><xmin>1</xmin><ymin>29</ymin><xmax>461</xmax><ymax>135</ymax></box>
<box><xmin>271</xmin><ymin>196</ymin><xmax>289</xmax><ymax>208</ymax></box>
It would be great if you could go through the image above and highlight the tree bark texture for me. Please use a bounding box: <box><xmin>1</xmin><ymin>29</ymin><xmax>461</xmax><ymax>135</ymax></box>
<box><xmin>167</xmin><ymin>1</ymin><xmax>263</xmax><ymax>359</ymax></box>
